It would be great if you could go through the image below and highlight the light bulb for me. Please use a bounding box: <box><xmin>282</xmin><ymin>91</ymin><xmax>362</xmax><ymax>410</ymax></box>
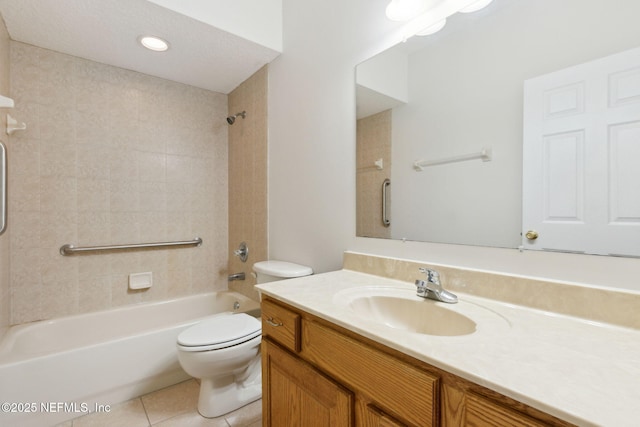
<box><xmin>415</xmin><ymin>18</ymin><xmax>446</xmax><ymax>36</ymax></box>
<box><xmin>138</xmin><ymin>35</ymin><xmax>169</xmax><ymax>52</ymax></box>
<box><xmin>385</xmin><ymin>0</ymin><xmax>427</xmax><ymax>22</ymax></box>
<box><xmin>459</xmin><ymin>0</ymin><xmax>494</xmax><ymax>13</ymax></box>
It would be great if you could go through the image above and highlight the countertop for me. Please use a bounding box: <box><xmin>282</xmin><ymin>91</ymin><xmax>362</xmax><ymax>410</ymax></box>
<box><xmin>256</xmin><ymin>269</ymin><xmax>640</xmax><ymax>427</ymax></box>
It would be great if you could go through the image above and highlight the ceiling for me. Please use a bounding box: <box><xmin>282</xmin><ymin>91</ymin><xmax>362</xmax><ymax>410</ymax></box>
<box><xmin>0</xmin><ymin>0</ymin><xmax>281</xmax><ymax>94</ymax></box>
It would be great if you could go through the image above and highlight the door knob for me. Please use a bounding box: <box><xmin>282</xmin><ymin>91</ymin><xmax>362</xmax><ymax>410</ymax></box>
<box><xmin>525</xmin><ymin>230</ymin><xmax>539</xmax><ymax>240</ymax></box>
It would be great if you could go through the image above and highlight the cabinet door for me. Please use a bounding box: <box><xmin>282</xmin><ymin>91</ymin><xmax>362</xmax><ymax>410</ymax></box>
<box><xmin>302</xmin><ymin>320</ymin><xmax>439</xmax><ymax>426</ymax></box>
<box><xmin>362</xmin><ymin>403</ymin><xmax>407</xmax><ymax>427</ymax></box>
<box><xmin>262</xmin><ymin>339</ymin><xmax>354</xmax><ymax>426</ymax></box>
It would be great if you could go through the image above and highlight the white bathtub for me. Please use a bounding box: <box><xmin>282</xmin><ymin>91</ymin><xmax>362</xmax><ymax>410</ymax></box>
<box><xmin>0</xmin><ymin>291</ymin><xmax>260</xmax><ymax>427</ymax></box>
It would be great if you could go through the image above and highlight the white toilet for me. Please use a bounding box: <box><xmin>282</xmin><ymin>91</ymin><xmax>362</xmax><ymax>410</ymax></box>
<box><xmin>176</xmin><ymin>260</ymin><xmax>313</xmax><ymax>418</ymax></box>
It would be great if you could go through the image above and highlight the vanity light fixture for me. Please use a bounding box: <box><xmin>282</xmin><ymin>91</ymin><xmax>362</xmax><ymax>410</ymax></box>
<box><xmin>459</xmin><ymin>0</ymin><xmax>494</xmax><ymax>13</ymax></box>
<box><xmin>394</xmin><ymin>0</ymin><xmax>495</xmax><ymax>40</ymax></box>
<box><xmin>385</xmin><ymin>0</ymin><xmax>428</xmax><ymax>22</ymax></box>
<box><xmin>415</xmin><ymin>18</ymin><xmax>447</xmax><ymax>36</ymax></box>
<box><xmin>138</xmin><ymin>35</ymin><xmax>169</xmax><ymax>52</ymax></box>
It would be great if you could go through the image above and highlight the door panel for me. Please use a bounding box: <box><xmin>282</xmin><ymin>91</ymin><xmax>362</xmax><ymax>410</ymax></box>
<box><xmin>523</xmin><ymin>46</ymin><xmax>640</xmax><ymax>256</ymax></box>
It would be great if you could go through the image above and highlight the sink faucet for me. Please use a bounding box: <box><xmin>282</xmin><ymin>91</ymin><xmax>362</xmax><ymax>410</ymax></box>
<box><xmin>415</xmin><ymin>268</ymin><xmax>458</xmax><ymax>304</ymax></box>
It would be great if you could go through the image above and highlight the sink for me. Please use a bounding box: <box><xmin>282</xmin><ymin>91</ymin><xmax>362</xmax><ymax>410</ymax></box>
<box><xmin>334</xmin><ymin>287</ymin><xmax>477</xmax><ymax>336</ymax></box>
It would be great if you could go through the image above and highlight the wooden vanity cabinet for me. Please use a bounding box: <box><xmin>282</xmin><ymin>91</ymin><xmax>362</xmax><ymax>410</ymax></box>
<box><xmin>262</xmin><ymin>339</ymin><xmax>353</xmax><ymax>426</ymax></box>
<box><xmin>261</xmin><ymin>297</ymin><xmax>573</xmax><ymax>427</ymax></box>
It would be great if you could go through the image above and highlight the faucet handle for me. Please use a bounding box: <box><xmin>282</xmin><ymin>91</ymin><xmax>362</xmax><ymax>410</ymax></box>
<box><xmin>418</xmin><ymin>267</ymin><xmax>439</xmax><ymax>283</ymax></box>
<box><xmin>416</xmin><ymin>268</ymin><xmax>457</xmax><ymax>304</ymax></box>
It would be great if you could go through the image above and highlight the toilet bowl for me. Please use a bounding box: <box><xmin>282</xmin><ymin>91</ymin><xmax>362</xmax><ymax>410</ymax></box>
<box><xmin>176</xmin><ymin>313</ymin><xmax>262</xmax><ymax>418</ymax></box>
<box><xmin>176</xmin><ymin>260</ymin><xmax>312</xmax><ymax>418</ymax></box>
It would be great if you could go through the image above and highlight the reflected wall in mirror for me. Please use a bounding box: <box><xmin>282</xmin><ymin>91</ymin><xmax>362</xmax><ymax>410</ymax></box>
<box><xmin>356</xmin><ymin>0</ymin><xmax>640</xmax><ymax>256</ymax></box>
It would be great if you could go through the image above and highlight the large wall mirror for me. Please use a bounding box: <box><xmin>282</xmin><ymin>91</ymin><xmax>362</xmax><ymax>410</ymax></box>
<box><xmin>356</xmin><ymin>0</ymin><xmax>640</xmax><ymax>257</ymax></box>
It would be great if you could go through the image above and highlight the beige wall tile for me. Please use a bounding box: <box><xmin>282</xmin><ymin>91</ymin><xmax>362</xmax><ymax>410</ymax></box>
<box><xmin>8</xmin><ymin>42</ymin><xmax>229</xmax><ymax>324</ymax></box>
<box><xmin>228</xmin><ymin>66</ymin><xmax>268</xmax><ymax>301</ymax></box>
<box><xmin>356</xmin><ymin>110</ymin><xmax>392</xmax><ymax>239</ymax></box>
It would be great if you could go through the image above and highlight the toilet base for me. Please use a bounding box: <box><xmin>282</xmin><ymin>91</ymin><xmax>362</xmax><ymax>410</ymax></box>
<box><xmin>197</xmin><ymin>354</ymin><xmax>262</xmax><ymax>418</ymax></box>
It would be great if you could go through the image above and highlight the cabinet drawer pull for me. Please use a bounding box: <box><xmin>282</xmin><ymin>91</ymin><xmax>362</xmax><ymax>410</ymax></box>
<box><xmin>266</xmin><ymin>317</ymin><xmax>283</xmax><ymax>327</ymax></box>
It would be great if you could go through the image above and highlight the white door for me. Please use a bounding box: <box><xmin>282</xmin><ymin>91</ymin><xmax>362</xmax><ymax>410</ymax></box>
<box><xmin>523</xmin><ymin>47</ymin><xmax>640</xmax><ymax>256</ymax></box>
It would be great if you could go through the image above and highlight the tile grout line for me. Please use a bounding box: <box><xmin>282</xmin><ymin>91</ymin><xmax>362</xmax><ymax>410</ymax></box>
<box><xmin>138</xmin><ymin>396</ymin><xmax>152</xmax><ymax>426</ymax></box>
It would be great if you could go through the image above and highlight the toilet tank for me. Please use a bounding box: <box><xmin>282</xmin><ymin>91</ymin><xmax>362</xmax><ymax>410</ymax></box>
<box><xmin>253</xmin><ymin>261</ymin><xmax>313</xmax><ymax>284</ymax></box>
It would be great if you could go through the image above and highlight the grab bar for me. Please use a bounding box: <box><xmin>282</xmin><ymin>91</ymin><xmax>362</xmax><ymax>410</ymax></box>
<box><xmin>382</xmin><ymin>179</ymin><xmax>390</xmax><ymax>227</ymax></box>
<box><xmin>60</xmin><ymin>237</ymin><xmax>203</xmax><ymax>256</ymax></box>
<box><xmin>0</xmin><ymin>141</ymin><xmax>6</xmax><ymax>235</ymax></box>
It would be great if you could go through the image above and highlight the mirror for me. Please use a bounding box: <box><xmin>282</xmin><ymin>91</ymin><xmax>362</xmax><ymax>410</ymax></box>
<box><xmin>356</xmin><ymin>0</ymin><xmax>640</xmax><ymax>255</ymax></box>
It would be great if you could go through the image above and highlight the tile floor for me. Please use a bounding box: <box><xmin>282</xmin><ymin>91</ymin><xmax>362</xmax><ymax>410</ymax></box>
<box><xmin>56</xmin><ymin>379</ymin><xmax>262</xmax><ymax>427</ymax></box>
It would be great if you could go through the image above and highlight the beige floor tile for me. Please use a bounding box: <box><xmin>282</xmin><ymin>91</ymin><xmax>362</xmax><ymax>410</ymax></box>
<box><xmin>72</xmin><ymin>399</ymin><xmax>149</xmax><ymax>427</ymax></box>
<box><xmin>243</xmin><ymin>421</ymin><xmax>261</xmax><ymax>427</ymax></box>
<box><xmin>151</xmin><ymin>409</ymin><xmax>229</xmax><ymax>427</ymax></box>
<box><xmin>141</xmin><ymin>379</ymin><xmax>200</xmax><ymax>425</ymax></box>
<box><xmin>224</xmin><ymin>399</ymin><xmax>261</xmax><ymax>427</ymax></box>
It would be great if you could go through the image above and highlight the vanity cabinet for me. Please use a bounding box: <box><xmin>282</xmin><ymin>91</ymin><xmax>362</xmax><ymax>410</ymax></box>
<box><xmin>261</xmin><ymin>297</ymin><xmax>573</xmax><ymax>427</ymax></box>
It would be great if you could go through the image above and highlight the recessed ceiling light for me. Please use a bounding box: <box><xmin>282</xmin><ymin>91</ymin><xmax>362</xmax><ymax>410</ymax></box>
<box><xmin>138</xmin><ymin>35</ymin><xmax>169</xmax><ymax>52</ymax></box>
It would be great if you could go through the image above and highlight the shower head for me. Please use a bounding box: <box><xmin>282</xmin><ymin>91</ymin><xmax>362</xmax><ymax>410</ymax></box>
<box><xmin>226</xmin><ymin>111</ymin><xmax>246</xmax><ymax>125</ymax></box>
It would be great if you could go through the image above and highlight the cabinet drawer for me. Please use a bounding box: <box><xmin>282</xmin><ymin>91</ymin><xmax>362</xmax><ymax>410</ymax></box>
<box><xmin>466</xmin><ymin>393</ymin><xmax>547</xmax><ymax>427</ymax></box>
<box><xmin>261</xmin><ymin>299</ymin><xmax>301</xmax><ymax>352</ymax></box>
<box><xmin>302</xmin><ymin>319</ymin><xmax>439</xmax><ymax>426</ymax></box>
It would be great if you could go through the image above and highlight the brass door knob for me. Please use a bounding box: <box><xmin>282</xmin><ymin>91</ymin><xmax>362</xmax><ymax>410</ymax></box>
<box><xmin>525</xmin><ymin>230</ymin><xmax>539</xmax><ymax>240</ymax></box>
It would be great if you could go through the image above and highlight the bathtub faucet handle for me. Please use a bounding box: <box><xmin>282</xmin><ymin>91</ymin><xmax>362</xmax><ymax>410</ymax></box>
<box><xmin>233</xmin><ymin>242</ymin><xmax>249</xmax><ymax>263</ymax></box>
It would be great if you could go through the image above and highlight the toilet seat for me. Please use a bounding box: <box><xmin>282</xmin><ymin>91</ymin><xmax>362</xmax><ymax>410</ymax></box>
<box><xmin>177</xmin><ymin>313</ymin><xmax>261</xmax><ymax>352</ymax></box>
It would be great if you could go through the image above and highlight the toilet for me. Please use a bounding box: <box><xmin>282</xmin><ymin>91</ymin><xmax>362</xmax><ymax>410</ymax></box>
<box><xmin>176</xmin><ymin>260</ymin><xmax>313</xmax><ymax>418</ymax></box>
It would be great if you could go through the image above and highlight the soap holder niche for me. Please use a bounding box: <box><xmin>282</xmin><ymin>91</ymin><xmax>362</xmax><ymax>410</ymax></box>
<box><xmin>6</xmin><ymin>114</ymin><xmax>26</xmax><ymax>135</ymax></box>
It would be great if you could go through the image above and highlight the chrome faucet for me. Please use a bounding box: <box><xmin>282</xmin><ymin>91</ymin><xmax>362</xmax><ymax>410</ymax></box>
<box><xmin>415</xmin><ymin>268</ymin><xmax>458</xmax><ymax>304</ymax></box>
<box><xmin>228</xmin><ymin>272</ymin><xmax>245</xmax><ymax>282</ymax></box>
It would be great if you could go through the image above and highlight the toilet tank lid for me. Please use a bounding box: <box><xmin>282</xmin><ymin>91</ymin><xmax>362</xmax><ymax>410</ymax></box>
<box><xmin>253</xmin><ymin>260</ymin><xmax>313</xmax><ymax>278</ymax></box>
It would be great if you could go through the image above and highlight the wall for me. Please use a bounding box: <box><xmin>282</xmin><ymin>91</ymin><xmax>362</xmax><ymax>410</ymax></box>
<box><xmin>268</xmin><ymin>0</ymin><xmax>640</xmax><ymax>293</ymax></box>
<box><xmin>268</xmin><ymin>0</ymin><xmax>399</xmax><ymax>274</ymax></box>
<box><xmin>8</xmin><ymin>42</ymin><xmax>229</xmax><ymax>324</ymax></box>
<box><xmin>0</xmin><ymin>17</ymin><xmax>10</xmax><ymax>338</ymax></box>
<box><xmin>228</xmin><ymin>66</ymin><xmax>268</xmax><ymax>300</ymax></box>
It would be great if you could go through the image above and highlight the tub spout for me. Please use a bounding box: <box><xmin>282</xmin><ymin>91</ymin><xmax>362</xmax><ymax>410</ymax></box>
<box><xmin>228</xmin><ymin>272</ymin><xmax>245</xmax><ymax>282</ymax></box>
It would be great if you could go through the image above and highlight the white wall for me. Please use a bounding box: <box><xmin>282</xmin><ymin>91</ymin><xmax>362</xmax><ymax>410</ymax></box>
<box><xmin>269</xmin><ymin>0</ymin><xmax>640</xmax><ymax>292</ymax></box>
<box><xmin>147</xmin><ymin>0</ymin><xmax>282</xmax><ymax>51</ymax></box>
<box><xmin>356</xmin><ymin>48</ymin><xmax>408</xmax><ymax>104</ymax></box>
<box><xmin>268</xmin><ymin>0</ymin><xmax>399</xmax><ymax>273</ymax></box>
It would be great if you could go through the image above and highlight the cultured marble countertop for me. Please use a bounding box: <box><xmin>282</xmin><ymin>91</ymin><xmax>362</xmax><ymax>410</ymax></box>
<box><xmin>256</xmin><ymin>269</ymin><xmax>640</xmax><ymax>427</ymax></box>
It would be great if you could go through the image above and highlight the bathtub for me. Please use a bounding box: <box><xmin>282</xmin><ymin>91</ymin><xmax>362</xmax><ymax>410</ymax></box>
<box><xmin>0</xmin><ymin>291</ymin><xmax>260</xmax><ymax>427</ymax></box>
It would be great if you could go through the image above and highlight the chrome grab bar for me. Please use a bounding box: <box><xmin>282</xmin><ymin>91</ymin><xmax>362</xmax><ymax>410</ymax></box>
<box><xmin>0</xmin><ymin>142</ymin><xmax>6</xmax><ymax>235</ymax></box>
<box><xmin>382</xmin><ymin>178</ymin><xmax>390</xmax><ymax>227</ymax></box>
<box><xmin>60</xmin><ymin>237</ymin><xmax>202</xmax><ymax>256</ymax></box>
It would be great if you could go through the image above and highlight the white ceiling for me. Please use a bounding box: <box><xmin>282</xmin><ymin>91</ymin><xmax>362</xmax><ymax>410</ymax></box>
<box><xmin>0</xmin><ymin>0</ymin><xmax>281</xmax><ymax>94</ymax></box>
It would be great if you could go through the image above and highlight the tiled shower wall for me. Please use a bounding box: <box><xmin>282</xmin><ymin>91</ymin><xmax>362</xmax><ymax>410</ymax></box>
<box><xmin>0</xmin><ymin>19</ymin><xmax>10</xmax><ymax>336</ymax></box>
<box><xmin>8</xmin><ymin>42</ymin><xmax>229</xmax><ymax>325</ymax></box>
<box><xmin>356</xmin><ymin>109</ymin><xmax>391</xmax><ymax>239</ymax></box>
<box><xmin>228</xmin><ymin>66</ymin><xmax>268</xmax><ymax>301</ymax></box>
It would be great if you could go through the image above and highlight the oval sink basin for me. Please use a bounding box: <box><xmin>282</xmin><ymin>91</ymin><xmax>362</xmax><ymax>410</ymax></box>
<box><xmin>348</xmin><ymin>294</ymin><xmax>476</xmax><ymax>336</ymax></box>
